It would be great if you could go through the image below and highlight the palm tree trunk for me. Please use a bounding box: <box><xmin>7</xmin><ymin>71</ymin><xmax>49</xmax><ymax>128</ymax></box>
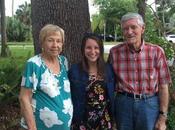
<box><xmin>0</xmin><ymin>0</ymin><xmax>8</xmax><ymax>57</ymax></box>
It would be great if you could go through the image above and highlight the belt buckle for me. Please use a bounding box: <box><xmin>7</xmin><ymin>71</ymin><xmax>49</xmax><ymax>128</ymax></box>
<box><xmin>134</xmin><ymin>93</ymin><xmax>142</xmax><ymax>100</ymax></box>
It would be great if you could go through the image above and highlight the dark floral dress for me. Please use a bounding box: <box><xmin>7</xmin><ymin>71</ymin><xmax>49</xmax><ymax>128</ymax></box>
<box><xmin>72</xmin><ymin>74</ymin><xmax>112</xmax><ymax>130</ymax></box>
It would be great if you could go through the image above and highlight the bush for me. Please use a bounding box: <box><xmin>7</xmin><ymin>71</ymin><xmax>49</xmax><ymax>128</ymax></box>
<box><xmin>0</xmin><ymin>57</ymin><xmax>23</xmax><ymax>104</ymax></box>
<box><xmin>6</xmin><ymin>17</ymin><xmax>31</xmax><ymax>42</ymax></box>
<box><xmin>167</xmin><ymin>66</ymin><xmax>175</xmax><ymax>130</ymax></box>
<box><xmin>0</xmin><ymin>47</ymin><xmax>32</xmax><ymax>103</ymax></box>
<box><xmin>0</xmin><ymin>47</ymin><xmax>33</xmax><ymax>129</ymax></box>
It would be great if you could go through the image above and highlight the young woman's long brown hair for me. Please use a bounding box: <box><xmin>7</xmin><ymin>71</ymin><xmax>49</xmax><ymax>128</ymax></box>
<box><xmin>80</xmin><ymin>33</ymin><xmax>106</xmax><ymax>79</ymax></box>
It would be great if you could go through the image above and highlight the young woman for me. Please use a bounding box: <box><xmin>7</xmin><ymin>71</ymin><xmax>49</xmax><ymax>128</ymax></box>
<box><xmin>19</xmin><ymin>24</ymin><xmax>73</xmax><ymax>130</ymax></box>
<box><xmin>68</xmin><ymin>34</ymin><xmax>115</xmax><ymax>130</ymax></box>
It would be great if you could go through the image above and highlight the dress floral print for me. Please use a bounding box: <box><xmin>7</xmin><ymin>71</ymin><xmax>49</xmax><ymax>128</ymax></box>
<box><xmin>72</xmin><ymin>74</ymin><xmax>112</xmax><ymax>130</ymax></box>
<box><xmin>20</xmin><ymin>55</ymin><xmax>73</xmax><ymax>130</ymax></box>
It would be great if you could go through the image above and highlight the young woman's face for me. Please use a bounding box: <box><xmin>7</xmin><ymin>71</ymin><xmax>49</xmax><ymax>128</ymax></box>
<box><xmin>84</xmin><ymin>38</ymin><xmax>100</xmax><ymax>64</ymax></box>
<box><xmin>42</xmin><ymin>32</ymin><xmax>63</xmax><ymax>57</ymax></box>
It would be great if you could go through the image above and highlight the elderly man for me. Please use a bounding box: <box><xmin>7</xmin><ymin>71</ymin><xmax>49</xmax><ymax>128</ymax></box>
<box><xmin>108</xmin><ymin>12</ymin><xmax>171</xmax><ymax>130</ymax></box>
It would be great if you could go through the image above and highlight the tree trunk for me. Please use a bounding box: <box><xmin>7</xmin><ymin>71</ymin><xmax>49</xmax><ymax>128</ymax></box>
<box><xmin>137</xmin><ymin>0</ymin><xmax>146</xmax><ymax>22</ymax></box>
<box><xmin>31</xmin><ymin>0</ymin><xmax>91</xmax><ymax>65</ymax></box>
<box><xmin>0</xmin><ymin>0</ymin><xmax>8</xmax><ymax>57</ymax></box>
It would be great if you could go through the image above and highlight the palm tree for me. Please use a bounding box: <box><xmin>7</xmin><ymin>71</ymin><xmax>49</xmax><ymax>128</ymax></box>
<box><xmin>15</xmin><ymin>2</ymin><xmax>31</xmax><ymax>41</ymax></box>
<box><xmin>15</xmin><ymin>2</ymin><xmax>31</xmax><ymax>26</ymax></box>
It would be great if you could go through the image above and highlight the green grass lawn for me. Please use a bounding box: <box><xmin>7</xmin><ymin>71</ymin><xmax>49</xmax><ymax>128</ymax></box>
<box><xmin>9</xmin><ymin>45</ymin><xmax>34</xmax><ymax>57</ymax></box>
<box><xmin>0</xmin><ymin>44</ymin><xmax>34</xmax><ymax>68</ymax></box>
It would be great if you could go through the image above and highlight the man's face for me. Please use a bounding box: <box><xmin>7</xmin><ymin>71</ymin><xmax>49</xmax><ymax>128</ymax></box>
<box><xmin>122</xmin><ymin>18</ymin><xmax>145</xmax><ymax>47</ymax></box>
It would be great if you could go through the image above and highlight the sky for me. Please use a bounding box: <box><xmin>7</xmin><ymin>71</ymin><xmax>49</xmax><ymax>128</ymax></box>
<box><xmin>5</xmin><ymin>0</ymin><xmax>30</xmax><ymax>16</ymax></box>
<box><xmin>5</xmin><ymin>0</ymin><xmax>155</xmax><ymax>17</ymax></box>
<box><xmin>5</xmin><ymin>0</ymin><xmax>98</xmax><ymax>17</ymax></box>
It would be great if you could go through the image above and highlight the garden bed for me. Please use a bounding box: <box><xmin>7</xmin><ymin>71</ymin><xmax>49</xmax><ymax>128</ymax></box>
<box><xmin>0</xmin><ymin>103</ymin><xmax>20</xmax><ymax>130</ymax></box>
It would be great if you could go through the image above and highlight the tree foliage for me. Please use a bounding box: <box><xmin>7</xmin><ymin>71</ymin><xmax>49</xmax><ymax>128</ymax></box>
<box><xmin>15</xmin><ymin>2</ymin><xmax>31</xmax><ymax>26</ymax></box>
<box><xmin>92</xmin><ymin>0</ymin><xmax>137</xmax><ymax>35</ymax></box>
<box><xmin>6</xmin><ymin>2</ymin><xmax>32</xmax><ymax>42</ymax></box>
<box><xmin>156</xmin><ymin>0</ymin><xmax>175</xmax><ymax>34</ymax></box>
<box><xmin>6</xmin><ymin>17</ymin><xmax>28</xmax><ymax>42</ymax></box>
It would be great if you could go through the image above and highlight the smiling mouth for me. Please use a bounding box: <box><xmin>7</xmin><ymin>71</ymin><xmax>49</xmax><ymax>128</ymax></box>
<box><xmin>127</xmin><ymin>37</ymin><xmax>135</xmax><ymax>40</ymax></box>
<box><xmin>89</xmin><ymin>56</ymin><xmax>97</xmax><ymax>58</ymax></box>
<box><xmin>88</xmin><ymin>55</ymin><xmax>98</xmax><ymax>59</ymax></box>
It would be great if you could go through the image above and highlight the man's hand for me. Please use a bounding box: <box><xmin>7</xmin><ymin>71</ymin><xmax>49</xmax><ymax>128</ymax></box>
<box><xmin>155</xmin><ymin>115</ymin><xmax>167</xmax><ymax>130</ymax></box>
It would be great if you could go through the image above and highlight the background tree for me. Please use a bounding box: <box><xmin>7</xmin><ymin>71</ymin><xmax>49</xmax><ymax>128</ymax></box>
<box><xmin>31</xmin><ymin>0</ymin><xmax>91</xmax><ymax>65</ymax></box>
<box><xmin>156</xmin><ymin>0</ymin><xmax>175</xmax><ymax>35</ymax></box>
<box><xmin>15</xmin><ymin>2</ymin><xmax>31</xmax><ymax>26</ymax></box>
<box><xmin>6</xmin><ymin>17</ymin><xmax>28</xmax><ymax>42</ymax></box>
<box><xmin>92</xmin><ymin>0</ymin><xmax>137</xmax><ymax>38</ymax></box>
<box><xmin>5</xmin><ymin>2</ymin><xmax>32</xmax><ymax>42</ymax></box>
<box><xmin>0</xmin><ymin>0</ymin><xmax>8</xmax><ymax>57</ymax></box>
<box><xmin>15</xmin><ymin>2</ymin><xmax>31</xmax><ymax>41</ymax></box>
<box><xmin>137</xmin><ymin>0</ymin><xmax>146</xmax><ymax>21</ymax></box>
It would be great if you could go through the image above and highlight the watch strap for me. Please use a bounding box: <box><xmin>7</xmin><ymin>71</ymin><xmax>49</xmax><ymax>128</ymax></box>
<box><xmin>159</xmin><ymin>111</ymin><xmax>168</xmax><ymax>118</ymax></box>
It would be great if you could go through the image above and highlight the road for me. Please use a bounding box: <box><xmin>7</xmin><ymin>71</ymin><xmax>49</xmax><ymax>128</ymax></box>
<box><xmin>104</xmin><ymin>45</ymin><xmax>115</xmax><ymax>53</ymax></box>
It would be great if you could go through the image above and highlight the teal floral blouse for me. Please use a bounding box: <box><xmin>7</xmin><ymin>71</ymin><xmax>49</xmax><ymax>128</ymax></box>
<box><xmin>20</xmin><ymin>54</ymin><xmax>73</xmax><ymax>130</ymax></box>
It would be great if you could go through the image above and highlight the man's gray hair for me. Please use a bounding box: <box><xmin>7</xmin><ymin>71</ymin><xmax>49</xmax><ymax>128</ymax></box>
<box><xmin>121</xmin><ymin>12</ymin><xmax>145</xmax><ymax>26</ymax></box>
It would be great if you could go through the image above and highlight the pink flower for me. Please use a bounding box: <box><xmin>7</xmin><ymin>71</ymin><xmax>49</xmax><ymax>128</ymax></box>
<box><xmin>108</xmin><ymin>122</ymin><xmax>112</xmax><ymax>128</ymax></box>
<box><xmin>101</xmin><ymin>119</ymin><xmax>105</xmax><ymax>124</ymax></box>
<box><xmin>89</xmin><ymin>93</ymin><xmax>94</xmax><ymax>98</ymax></box>
<box><xmin>99</xmin><ymin>95</ymin><xmax>104</xmax><ymax>100</ymax></box>
<box><xmin>80</xmin><ymin>125</ymin><xmax>86</xmax><ymax>130</ymax></box>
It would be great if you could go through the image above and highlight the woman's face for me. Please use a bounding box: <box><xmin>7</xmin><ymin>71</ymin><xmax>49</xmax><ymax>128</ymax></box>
<box><xmin>42</xmin><ymin>32</ymin><xmax>63</xmax><ymax>57</ymax></box>
<box><xmin>84</xmin><ymin>38</ymin><xmax>100</xmax><ymax>64</ymax></box>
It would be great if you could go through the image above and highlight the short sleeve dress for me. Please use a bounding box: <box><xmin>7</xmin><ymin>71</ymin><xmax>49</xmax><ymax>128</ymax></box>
<box><xmin>20</xmin><ymin>54</ymin><xmax>73</xmax><ymax>130</ymax></box>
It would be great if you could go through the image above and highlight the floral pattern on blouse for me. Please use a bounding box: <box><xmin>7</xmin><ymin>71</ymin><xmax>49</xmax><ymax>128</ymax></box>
<box><xmin>20</xmin><ymin>55</ymin><xmax>73</xmax><ymax>130</ymax></box>
<box><xmin>72</xmin><ymin>74</ymin><xmax>112</xmax><ymax>130</ymax></box>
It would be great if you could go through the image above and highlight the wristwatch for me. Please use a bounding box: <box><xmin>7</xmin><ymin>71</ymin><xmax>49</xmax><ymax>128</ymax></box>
<box><xmin>159</xmin><ymin>111</ymin><xmax>168</xmax><ymax>118</ymax></box>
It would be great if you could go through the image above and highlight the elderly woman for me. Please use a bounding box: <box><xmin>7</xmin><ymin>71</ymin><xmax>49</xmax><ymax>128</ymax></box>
<box><xmin>19</xmin><ymin>24</ymin><xmax>73</xmax><ymax>130</ymax></box>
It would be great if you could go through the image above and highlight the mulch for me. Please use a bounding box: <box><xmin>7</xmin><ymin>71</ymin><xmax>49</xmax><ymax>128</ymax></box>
<box><xmin>0</xmin><ymin>103</ymin><xmax>21</xmax><ymax>130</ymax></box>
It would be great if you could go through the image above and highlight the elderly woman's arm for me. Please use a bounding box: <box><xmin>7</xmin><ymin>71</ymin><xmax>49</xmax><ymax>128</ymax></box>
<box><xmin>19</xmin><ymin>87</ymin><xmax>37</xmax><ymax>130</ymax></box>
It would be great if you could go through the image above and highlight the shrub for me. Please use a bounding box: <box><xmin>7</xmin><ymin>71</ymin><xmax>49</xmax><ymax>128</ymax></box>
<box><xmin>0</xmin><ymin>57</ymin><xmax>23</xmax><ymax>104</ymax></box>
<box><xmin>6</xmin><ymin>17</ymin><xmax>30</xmax><ymax>42</ymax></box>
